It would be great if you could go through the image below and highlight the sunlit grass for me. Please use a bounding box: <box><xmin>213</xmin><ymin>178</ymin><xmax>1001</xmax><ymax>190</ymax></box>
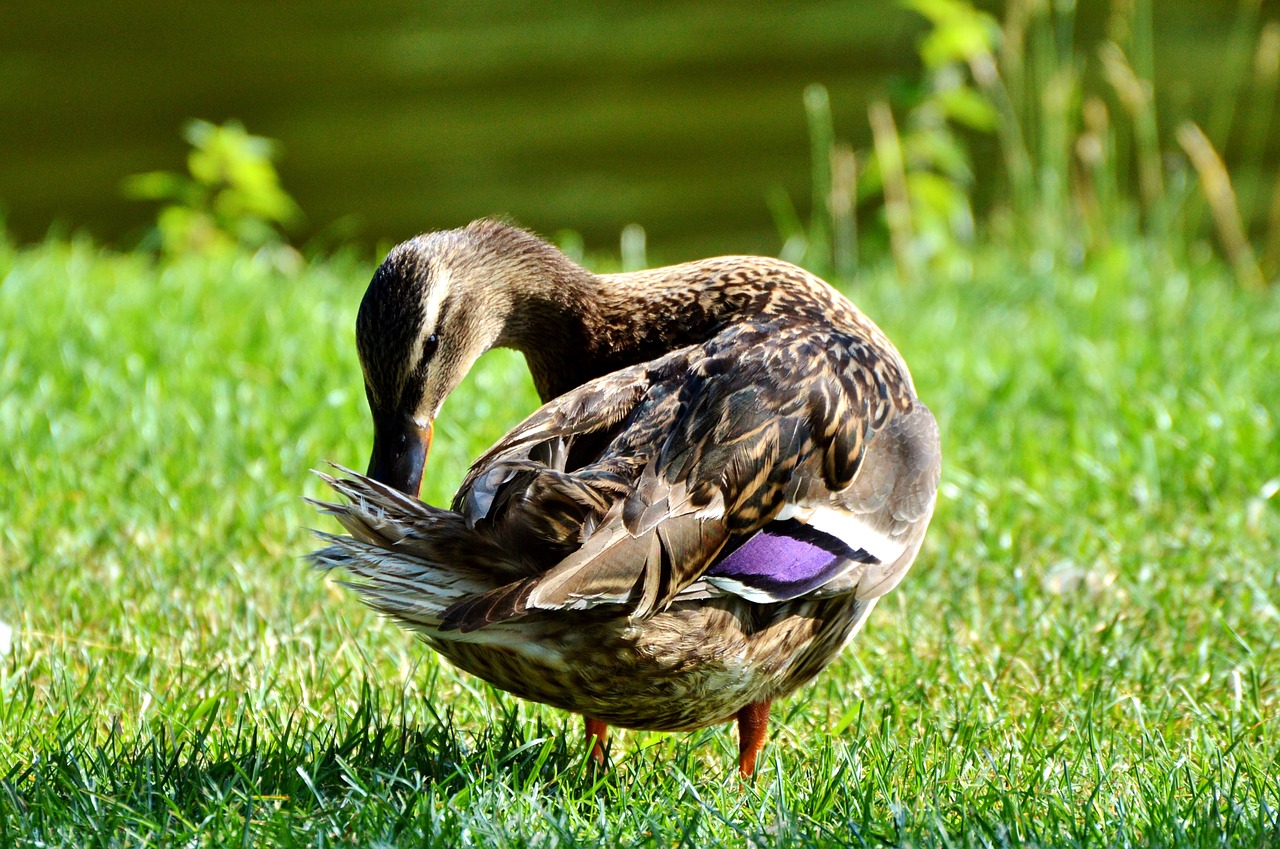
<box><xmin>1</xmin><ymin>238</ymin><xmax>1278</xmax><ymax>846</ymax></box>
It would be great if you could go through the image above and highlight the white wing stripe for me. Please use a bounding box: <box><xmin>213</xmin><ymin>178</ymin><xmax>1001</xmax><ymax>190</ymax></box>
<box><xmin>777</xmin><ymin>504</ymin><xmax>906</xmax><ymax>565</ymax></box>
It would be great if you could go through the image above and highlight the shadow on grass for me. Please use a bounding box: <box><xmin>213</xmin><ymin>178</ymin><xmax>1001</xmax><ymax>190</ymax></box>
<box><xmin>2</xmin><ymin>681</ymin><xmax>621</xmax><ymax>842</ymax></box>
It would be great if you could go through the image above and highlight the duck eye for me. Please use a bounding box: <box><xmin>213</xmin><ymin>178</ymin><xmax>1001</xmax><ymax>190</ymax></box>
<box><xmin>423</xmin><ymin>334</ymin><xmax>440</xmax><ymax>358</ymax></box>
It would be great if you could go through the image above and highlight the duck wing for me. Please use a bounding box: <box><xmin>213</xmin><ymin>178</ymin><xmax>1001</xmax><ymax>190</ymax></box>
<box><xmin>439</xmin><ymin>319</ymin><xmax>940</xmax><ymax>633</ymax></box>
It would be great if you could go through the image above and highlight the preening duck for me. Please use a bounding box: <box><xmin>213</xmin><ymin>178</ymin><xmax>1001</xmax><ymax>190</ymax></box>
<box><xmin>311</xmin><ymin>219</ymin><xmax>940</xmax><ymax>776</ymax></box>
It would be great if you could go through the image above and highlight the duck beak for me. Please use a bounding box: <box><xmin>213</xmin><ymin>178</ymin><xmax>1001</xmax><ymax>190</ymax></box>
<box><xmin>366</xmin><ymin>416</ymin><xmax>433</xmax><ymax>498</ymax></box>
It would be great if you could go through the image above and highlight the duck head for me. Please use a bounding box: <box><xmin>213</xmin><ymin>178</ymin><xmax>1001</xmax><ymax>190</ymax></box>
<box><xmin>355</xmin><ymin>227</ymin><xmax>516</xmax><ymax>497</ymax></box>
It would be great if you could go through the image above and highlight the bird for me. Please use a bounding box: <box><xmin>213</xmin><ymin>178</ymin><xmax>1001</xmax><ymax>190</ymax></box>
<box><xmin>310</xmin><ymin>219</ymin><xmax>940</xmax><ymax>777</ymax></box>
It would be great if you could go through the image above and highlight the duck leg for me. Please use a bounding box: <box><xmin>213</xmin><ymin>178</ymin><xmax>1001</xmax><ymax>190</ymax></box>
<box><xmin>584</xmin><ymin>716</ymin><xmax>609</xmax><ymax>766</ymax></box>
<box><xmin>735</xmin><ymin>698</ymin><xmax>773</xmax><ymax>777</ymax></box>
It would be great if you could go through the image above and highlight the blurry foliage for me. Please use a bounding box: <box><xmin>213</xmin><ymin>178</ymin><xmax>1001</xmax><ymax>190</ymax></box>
<box><xmin>864</xmin><ymin>0</ymin><xmax>998</xmax><ymax>279</ymax></box>
<box><xmin>785</xmin><ymin>0</ymin><xmax>1280</xmax><ymax>289</ymax></box>
<box><xmin>102</xmin><ymin>3</ymin><xmax>1280</xmax><ymax>292</ymax></box>
<box><xmin>123</xmin><ymin>120</ymin><xmax>301</xmax><ymax>261</ymax></box>
<box><xmin>779</xmin><ymin>0</ymin><xmax>1001</xmax><ymax>281</ymax></box>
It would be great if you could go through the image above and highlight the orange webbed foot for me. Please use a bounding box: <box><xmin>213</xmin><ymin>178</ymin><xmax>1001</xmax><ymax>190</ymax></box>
<box><xmin>736</xmin><ymin>699</ymin><xmax>773</xmax><ymax>778</ymax></box>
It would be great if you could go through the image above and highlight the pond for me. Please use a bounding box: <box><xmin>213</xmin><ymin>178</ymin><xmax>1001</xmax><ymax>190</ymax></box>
<box><xmin>0</xmin><ymin>0</ymin><xmax>1264</xmax><ymax>260</ymax></box>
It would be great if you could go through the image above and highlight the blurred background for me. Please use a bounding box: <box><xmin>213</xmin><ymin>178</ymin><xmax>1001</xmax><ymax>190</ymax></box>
<box><xmin>2</xmin><ymin>0</ymin><xmax>1278</xmax><ymax>265</ymax></box>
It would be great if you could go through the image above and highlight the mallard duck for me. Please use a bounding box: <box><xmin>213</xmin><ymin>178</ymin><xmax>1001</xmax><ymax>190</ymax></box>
<box><xmin>311</xmin><ymin>219</ymin><xmax>940</xmax><ymax>776</ymax></box>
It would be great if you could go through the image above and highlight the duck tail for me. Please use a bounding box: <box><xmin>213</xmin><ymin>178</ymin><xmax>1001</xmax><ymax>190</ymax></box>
<box><xmin>307</xmin><ymin>466</ymin><xmax>523</xmax><ymax>635</ymax></box>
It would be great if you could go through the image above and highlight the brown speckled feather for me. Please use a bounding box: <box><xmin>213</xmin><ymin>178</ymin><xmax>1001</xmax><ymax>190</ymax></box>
<box><xmin>437</xmin><ymin>316</ymin><xmax>917</xmax><ymax>632</ymax></box>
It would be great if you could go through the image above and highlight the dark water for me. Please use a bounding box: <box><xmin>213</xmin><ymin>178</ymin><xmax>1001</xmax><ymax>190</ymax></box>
<box><xmin>0</xmin><ymin>1</ymin><xmax>1267</xmax><ymax>260</ymax></box>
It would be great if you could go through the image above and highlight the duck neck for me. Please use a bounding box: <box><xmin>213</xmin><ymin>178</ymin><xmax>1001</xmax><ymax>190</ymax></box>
<box><xmin>463</xmin><ymin>221</ymin><xmax>831</xmax><ymax>401</ymax></box>
<box><xmin>588</xmin><ymin>260</ymin><xmax>782</xmax><ymax>366</ymax></box>
<box><xmin>498</xmin><ymin>253</ymin><xmax>783</xmax><ymax>401</ymax></box>
<box><xmin>479</xmin><ymin>235</ymin><xmax>604</xmax><ymax>401</ymax></box>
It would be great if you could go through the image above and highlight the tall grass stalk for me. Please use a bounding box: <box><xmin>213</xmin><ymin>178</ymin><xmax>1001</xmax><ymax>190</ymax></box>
<box><xmin>620</xmin><ymin>223</ymin><xmax>647</xmax><ymax>272</ymax></box>
<box><xmin>1177</xmin><ymin>122</ymin><xmax>1266</xmax><ymax>290</ymax></box>
<box><xmin>1099</xmin><ymin>43</ymin><xmax>1162</xmax><ymax>218</ymax></box>
<box><xmin>1073</xmin><ymin>97</ymin><xmax>1118</xmax><ymax>250</ymax></box>
<box><xmin>1126</xmin><ymin>0</ymin><xmax>1163</xmax><ymax>223</ymax></box>
<box><xmin>868</xmin><ymin>100</ymin><xmax>915</xmax><ymax>281</ymax></box>
<box><xmin>803</xmin><ymin>83</ymin><xmax>836</xmax><ymax>274</ymax></box>
<box><xmin>1032</xmin><ymin>3</ymin><xmax>1078</xmax><ymax>241</ymax></box>
<box><xmin>1208</xmin><ymin>0</ymin><xmax>1266</xmax><ymax>148</ymax></box>
<box><xmin>988</xmin><ymin>0</ymin><xmax>1036</xmax><ymax>218</ymax></box>
<box><xmin>1241</xmin><ymin>22</ymin><xmax>1280</xmax><ymax>243</ymax></box>
<box><xmin>829</xmin><ymin>142</ymin><xmax>858</xmax><ymax>277</ymax></box>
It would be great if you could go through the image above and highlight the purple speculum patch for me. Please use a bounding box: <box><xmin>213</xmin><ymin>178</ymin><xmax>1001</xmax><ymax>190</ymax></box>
<box><xmin>707</xmin><ymin>518</ymin><xmax>877</xmax><ymax>601</ymax></box>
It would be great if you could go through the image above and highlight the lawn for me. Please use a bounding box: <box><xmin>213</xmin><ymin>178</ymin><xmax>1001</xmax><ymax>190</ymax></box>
<box><xmin>1</xmin><ymin>236</ymin><xmax>1278</xmax><ymax>847</ymax></box>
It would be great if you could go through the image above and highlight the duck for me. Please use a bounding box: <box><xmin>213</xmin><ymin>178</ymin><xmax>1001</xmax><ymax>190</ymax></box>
<box><xmin>310</xmin><ymin>219</ymin><xmax>940</xmax><ymax>777</ymax></box>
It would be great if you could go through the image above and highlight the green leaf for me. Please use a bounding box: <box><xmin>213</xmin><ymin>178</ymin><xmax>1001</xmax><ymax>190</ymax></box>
<box><xmin>905</xmin><ymin>0</ymin><xmax>999</xmax><ymax>68</ymax></box>
<box><xmin>903</xmin><ymin>130</ymin><xmax>974</xmax><ymax>182</ymax></box>
<box><xmin>120</xmin><ymin>171</ymin><xmax>192</xmax><ymax>203</ymax></box>
<box><xmin>938</xmin><ymin>86</ymin><xmax>999</xmax><ymax>131</ymax></box>
<box><xmin>126</xmin><ymin>118</ymin><xmax>301</xmax><ymax>254</ymax></box>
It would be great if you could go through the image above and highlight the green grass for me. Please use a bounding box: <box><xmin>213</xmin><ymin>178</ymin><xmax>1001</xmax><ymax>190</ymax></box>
<box><xmin>1</xmin><ymin>236</ymin><xmax>1278</xmax><ymax>847</ymax></box>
